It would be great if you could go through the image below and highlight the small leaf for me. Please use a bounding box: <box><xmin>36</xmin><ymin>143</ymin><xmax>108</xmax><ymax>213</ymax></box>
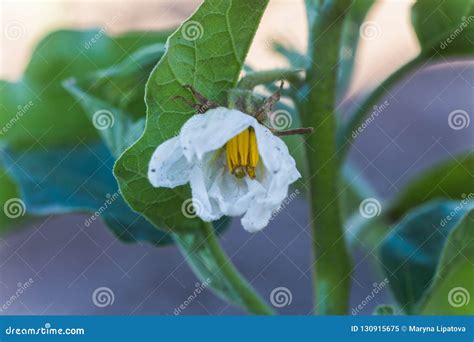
<box><xmin>380</xmin><ymin>200</ymin><xmax>474</xmax><ymax>314</ymax></box>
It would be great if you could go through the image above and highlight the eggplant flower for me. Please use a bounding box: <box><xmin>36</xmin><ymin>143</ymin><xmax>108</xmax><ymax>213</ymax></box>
<box><xmin>148</xmin><ymin>84</ymin><xmax>310</xmax><ymax>232</ymax></box>
<box><xmin>148</xmin><ymin>82</ymin><xmax>313</xmax><ymax>232</ymax></box>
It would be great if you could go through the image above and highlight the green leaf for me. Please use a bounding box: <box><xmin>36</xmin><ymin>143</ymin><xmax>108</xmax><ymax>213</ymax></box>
<box><xmin>387</xmin><ymin>152</ymin><xmax>474</xmax><ymax>222</ymax></box>
<box><xmin>412</xmin><ymin>0</ymin><xmax>472</xmax><ymax>52</ymax></box>
<box><xmin>64</xmin><ymin>43</ymin><xmax>167</xmax><ymax>157</ymax></box>
<box><xmin>380</xmin><ymin>200</ymin><xmax>474</xmax><ymax>314</ymax></box>
<box><xmin>0</xmin><ymin>29</ymin><xmax>170</xmax><ymax>149</ymax></box>
<box><xmin>418</xmin><ymin>206</ymin><xmax>474</xmax><ymax>314</ymax></box>
<box><xmin>114</xmin><ymin>0</ymin><xmax>270</xmax><ymax>233</ymax></box>
<box><xmin>2</xmin><ymin>144</ymin><xmax>173</xmax><ymax>245</ymax></box>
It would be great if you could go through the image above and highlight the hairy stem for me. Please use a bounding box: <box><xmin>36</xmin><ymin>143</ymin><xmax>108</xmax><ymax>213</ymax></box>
<box><xmin>300</xmin><ymin>1</ymin><xmax>352</xmax><ymax>314</ymax></box>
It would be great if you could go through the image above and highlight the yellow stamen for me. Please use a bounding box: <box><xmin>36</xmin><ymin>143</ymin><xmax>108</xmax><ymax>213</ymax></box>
<box><xmin>237</xmin><ymin>128</ymin><xmax>249</xmax><ymax>166</ymax></box>
<box><xmin>226</xmin><ymin>133</ymin><xmax>239</xmax><ymax>173</ymax></box>
<box><xmin>247</xmin><ymin>128</ymin><xmax>259</xmax><ymax>179</ymax></box>
<box><xmin>225</xmin><ymin>128</ymin><xmax>259</xmax><ymax>179</ymax></box>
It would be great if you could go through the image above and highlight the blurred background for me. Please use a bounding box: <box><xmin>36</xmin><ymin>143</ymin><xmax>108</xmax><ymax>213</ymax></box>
<box><xmin>0</xmin><ymin>0</ymin><xmax>472</xmax><ymax>315</ymax></box>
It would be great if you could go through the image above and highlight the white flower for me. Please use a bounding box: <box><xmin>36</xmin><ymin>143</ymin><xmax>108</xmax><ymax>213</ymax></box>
<box><xmin>148</xmin><ymin>107</ymin><xmax>300</xmax><ymax>232</ymax></box>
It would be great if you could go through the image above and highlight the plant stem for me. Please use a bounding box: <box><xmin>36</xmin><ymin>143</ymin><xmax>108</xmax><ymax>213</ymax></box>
<box><xmin>202</xmin><ymin>223</ymin><xmax>274</xmax><ymax>315</ymax></box>
<box><xmin>300</xmin><ymin>2</ymin><xmax>352</xmax><ymax>315</ymax></box>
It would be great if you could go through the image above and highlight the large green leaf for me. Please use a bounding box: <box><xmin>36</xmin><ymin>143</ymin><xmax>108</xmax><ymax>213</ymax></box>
<box><xmin>380</xmin><ymin>200</ymin><xmax>474</xmax><ymax>314</ymax></box>
<box><xmin>114</xmin><ymin>0</ymin><xmax>270</xmax><ymax>233</ymax></box>
<box><xmin>0</xmin><ymin>29</ymin><xmax>170</xmax><ymax>149</ymax></box>
<box><xmin>387</xmin><ymin>152</ymin><xmax>474</xmax><ymax>221</ymax></box>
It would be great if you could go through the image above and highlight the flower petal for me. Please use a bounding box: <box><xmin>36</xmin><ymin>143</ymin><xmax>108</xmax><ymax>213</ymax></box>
<box><xmin>242</xmin><ymin>127</ymin><xmax>301</xmax><ymax>232</ymax></box>
<box><xmin>241</xmin><ymin>204</ymin><xmax>274</xmax><ymax>233</ymax></box>
<box><xmin>208</xmin><ymin>163</ymin><xmax>266</xmax><ymax>217</ymax></box>
<box><xmin>148</xmin><ymin>137</ymin><xmax>192</xmax><ymax>188</ymax></box>
<box><xmin>180</xmin><ymin>107</ymin><xmax>256</xmax><ymax>161</ymax></box>
<box><xmin>188</xmin><ymin>158</ymin><xmax>223</xmax><ymax>222</ymax></box>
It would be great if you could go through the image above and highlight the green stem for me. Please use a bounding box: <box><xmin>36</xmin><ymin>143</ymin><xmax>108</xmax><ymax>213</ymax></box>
<box><xmin>201</xmin><ymin>223</ymin><xmax>274</xmax><ymax>315</ymax></box>
<box><xmin>300</xmin><ymin>2</ymin><xmax>352</xmax><ymax>315</ymax></box>
<box><xmin>174</xmin><ymin>223</ymin><xmax>274</xmax><ymax>315</ymax></box>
